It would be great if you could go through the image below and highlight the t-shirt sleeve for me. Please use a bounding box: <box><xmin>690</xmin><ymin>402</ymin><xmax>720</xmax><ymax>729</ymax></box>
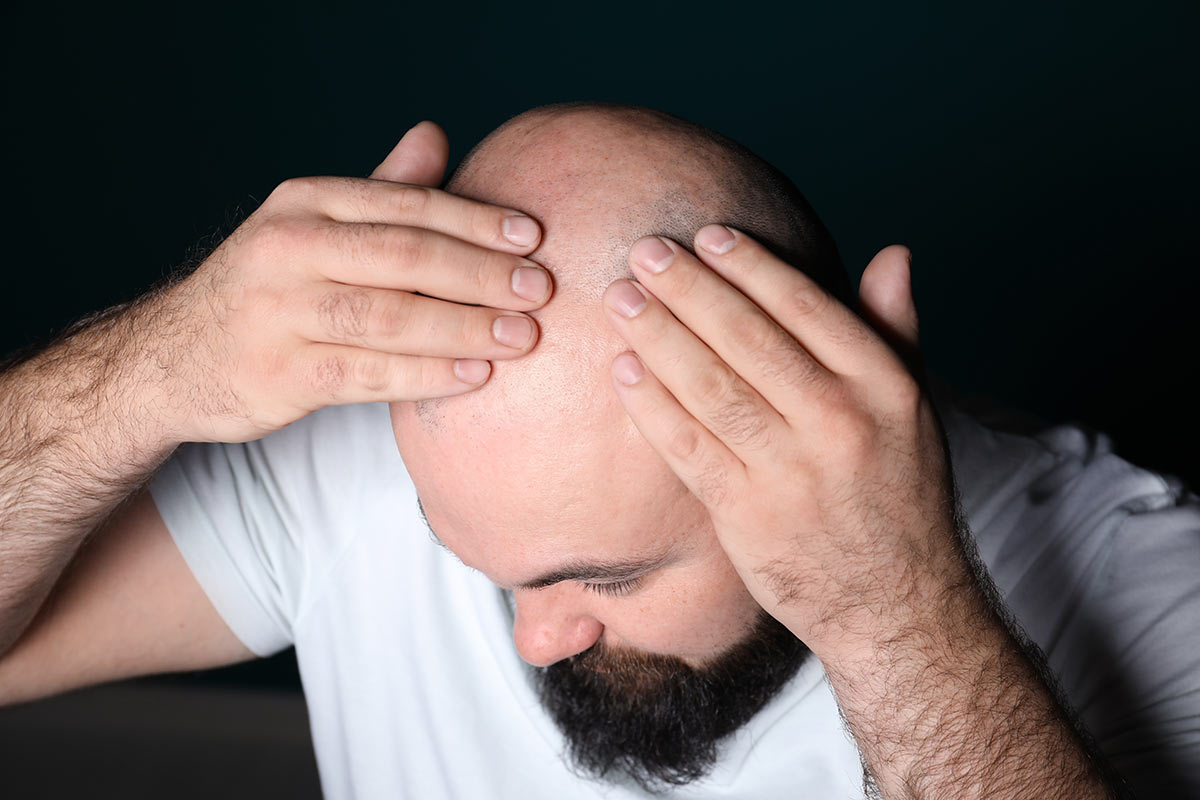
<box><xmin>1062</xmin><ymin>478</ymin><xmax>1200</xmax><ymax>796</ymax></box>
<box><xmin>959</xmin><ymin>415</ymin><xmax>1200</xmax><ymax>798</ymax></box>
<box><xmin>146</xmin><ymin>402</ymin><xmax>398</xmax><ymax>658</ymax></box>
<box><xmin>149</xmin><ymin>437</ymin><xmax>302</xmax><ymax>657</ymax></box>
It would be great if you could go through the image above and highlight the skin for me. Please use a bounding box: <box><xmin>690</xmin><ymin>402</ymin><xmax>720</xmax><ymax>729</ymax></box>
<box><xmin>393</xmin><ymin>109</ymin><xmax>1124</xmax><ymax>798</ymax></box>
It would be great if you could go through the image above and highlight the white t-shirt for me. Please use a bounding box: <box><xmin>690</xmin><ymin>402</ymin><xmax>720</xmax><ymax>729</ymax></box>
<box><xmin>148</xmin><ymin>397</ymin><xmax>1200</xmax><ymax>799</ymax></box>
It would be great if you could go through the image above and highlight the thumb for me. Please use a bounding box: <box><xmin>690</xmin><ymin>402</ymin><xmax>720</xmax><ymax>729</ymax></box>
<box><xmin>370</xmin><ymin>120</ymin><xmax>450</xmax><ymax>186</ymax></box>
<box><xmin>857</xmin><ymin>244</ymin><xmax>921</xmax><ymax>367</ymax></box>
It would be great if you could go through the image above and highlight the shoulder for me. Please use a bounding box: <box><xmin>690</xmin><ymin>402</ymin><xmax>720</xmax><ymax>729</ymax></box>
<box><xmin>934</xmin><ymin>387</ymin><xmax>1200</xmax><ymax>794</ymax></box>
<box><xmin>934</xmin><ymin>381</ymin><xmax>1189</xmax><ymax>560</ymax></box>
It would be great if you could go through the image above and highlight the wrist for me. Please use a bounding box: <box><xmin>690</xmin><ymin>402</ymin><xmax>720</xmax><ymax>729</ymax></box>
<box><xmin>800</xmin><ymin>546</ymin><xmax>992</xmax><ymax>671</ymax></box>
<box><xmin>51</xmin><ymin>296</ymin><xmax>187</xmax><ymax>460</ymax></box>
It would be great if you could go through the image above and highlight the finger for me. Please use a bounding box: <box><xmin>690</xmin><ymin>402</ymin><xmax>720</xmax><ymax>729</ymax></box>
<box><xmin>298</xmin><ymin>284</ymin><xmax>539</xmax><ymax>359</ymax></box>
<box><xmin>609</xmin><ymin>351</ymin><xmax>745</xmax><ymax>510</ymax></box>
<box><xmin>692</xmin><ymin>225</ymin><xmax>905</xmax><ymax>381</ymax></box>
<box><xmin>624</xmin><ymin>236</ymin><xmax>833</xmax><ymax>415</ymax></box>
<box><xmin>857</xmin><ymin>245</ymin><xmax>921</xmax><ymax>366</ymax></box>
<box><xmin>602</xmin><ymin>279</ymin><xmax>789</xmax><ymax>457</ymax></box>
<box><xmin>294</xmin><ymin>343</ymin><xmax>492</xmax><ymax>405</ymax></box>
<box><xmin>370</xmin><ymin>121</ymin><xmax>449</xmax><ymax>186</ymax></box>
<box><xmin>306</xmin><ymin>222</ymin><xmax>552</xmax><ymax>310</ymax></box>
<box><xmin>269</xmin><ymin>176</ymin><xmax>542</xmax><ymax>255</ymax></box>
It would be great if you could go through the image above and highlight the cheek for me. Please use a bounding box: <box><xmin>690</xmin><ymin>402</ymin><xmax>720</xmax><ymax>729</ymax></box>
<box><xmin>606</xmin><ymin>549</ymin><xmax>761</xmax><ymax>663</ymax></box>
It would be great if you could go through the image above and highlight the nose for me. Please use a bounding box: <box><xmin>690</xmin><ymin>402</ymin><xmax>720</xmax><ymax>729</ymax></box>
<box><xmin>512</xmin><ymin>588</ymin><xmax>604</xmax><ymax>668</ymax></box>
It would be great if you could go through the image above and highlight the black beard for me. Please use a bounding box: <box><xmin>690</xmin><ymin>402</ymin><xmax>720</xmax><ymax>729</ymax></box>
<box><xmin>532</xmin><ymin>610</ymin><xmax>810</xmax><ymax>793</ymax></box>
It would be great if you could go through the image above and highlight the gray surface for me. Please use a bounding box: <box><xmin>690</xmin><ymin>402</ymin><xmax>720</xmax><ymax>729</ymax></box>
<box><xmin>0</xmin><ymin>681</ymin><xmax>321</xmax><ymax>798</ymax></box>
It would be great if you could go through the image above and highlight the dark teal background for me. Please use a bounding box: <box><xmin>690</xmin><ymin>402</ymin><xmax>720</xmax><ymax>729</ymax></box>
<box><xmin>2</xmin><ymin>2</ymin><xmax>1196</xmax><ymax>694</ymax></box>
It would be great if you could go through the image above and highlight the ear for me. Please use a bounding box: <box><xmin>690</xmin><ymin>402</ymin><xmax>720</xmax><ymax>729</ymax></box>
<box><xmin>857</xmin><ymin>244</ymin><xmax>921</xmax><ymax>366</ymax></box>
<box><xmin>370</xmin><ymin>120</ymin><xmax>450</xmax><ymax>186</ymax></box>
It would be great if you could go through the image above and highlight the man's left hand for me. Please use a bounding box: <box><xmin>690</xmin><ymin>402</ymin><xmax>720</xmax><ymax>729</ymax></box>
<box><xmin>602</xmin><ymin>226</ymin><xmax>969</xmax><ymax>660</ymax></box>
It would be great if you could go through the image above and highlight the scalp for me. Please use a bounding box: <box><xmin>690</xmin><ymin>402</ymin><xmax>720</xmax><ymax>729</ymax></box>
<box><xmin>411</xmin><ymin>102</ymin><xmax>845</xmax><ymax>431</ymax></box>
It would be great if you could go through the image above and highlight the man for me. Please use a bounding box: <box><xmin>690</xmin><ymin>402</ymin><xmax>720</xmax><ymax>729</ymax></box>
<box><xmin>0</xmin><ymin>103</ymin><xmax>1195</xmax><ymax>798</ymax></box>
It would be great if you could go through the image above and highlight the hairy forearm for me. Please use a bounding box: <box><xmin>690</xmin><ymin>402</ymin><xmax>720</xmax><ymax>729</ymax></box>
<box><xmin>0</xmin><ymin>297</ymin><xmax>181</xmax><ymax>654</ymax></box>
<box><xmin>816</xmin><ymin>552</ymin><xmax>1125</xmax><ymax>800</ymax></box>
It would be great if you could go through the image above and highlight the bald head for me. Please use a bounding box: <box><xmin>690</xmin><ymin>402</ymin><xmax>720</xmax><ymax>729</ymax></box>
<box><xmin>448</xmin><ymin>101</ymin><xmax>845</xmax><ymax>299</ymax></box>
<box><xmin>394</xmin><ymin>102</ymin><xmax>848</xmax><ymax>549</ymax></box>
<box><xmin>412</xmin><ymin>102</ymin><xmax>844</xmax><ymax>427</ymax></box>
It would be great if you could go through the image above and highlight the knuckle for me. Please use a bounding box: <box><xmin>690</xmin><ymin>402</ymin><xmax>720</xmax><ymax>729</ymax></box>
<box><xmin>671</xmin><ymin>259</ymin><xmax>705</xmax><ymax>298</ymax></box>
<box><xmin>761</xmin><ymin>343</ymin><xmax>809</xmax><ymax>389</ymax></box>
<box><xmin>309</xmin><ymin>355</ymin><xmax>348</xmax><ymax>395</ymax></box>
<box><xmin>725</xmin><ymin>314</ymin><xmax>813</xmax><ymax>391</ymax></box>
<box><xmin>246</xmin><ymin>215</ymin><xmax>294</xmax><ymax>260</ymax></box>
<box><xmin>665</xmin><ymin>419</ymin><xmax>704</xmax><ymax>462</ymax></box>
<box><xmin>739</xmin><ymin>329</ymin><xmax>818</xmax><ymax>393</ymax></box>
<box><xmin>693</xmin><ymin>364</ymin><xmax>741</xmax><ymax>410</ymax></box>
<box><xmin>639</xmin><ymin>312</ymin><xmax>676</xmax><ymax>349</ymax></box>
<box><xmin>782</xmin><ymin>280</ymin><xmax>831</xmax><ymax>320</ymax></box>
<box><xmin>417</xmin><ymin>359</ymin><xmax>451</xmax><ymax>396</ymax></box>
<box><xmin>272</xmin><ymin>176</ymin><xmax>321</xmax><ymax>206</ymax></box>
<box><xmin>385</xmin><ymin>226</ymin><xmax>426</xmax><ymax>266</ymax></box>
<box><xmin>315</xmin><ymin>288</ymin><xmax>372</xmax><ymax>340</ymax></box>
<box><xmin>459</xmin><ymin>308</ymin><xmax>490</xmax><ymax>348</ymax></box>
<box><xmin>375</xmin><ymin>294</ymin><xmax>416</xmax><ymax>340</ymax></box>
<box><xmin>455</xmin><ymin>250</ymin><xmax>494</xmax><ymax>298</ymax></box>
<box><xmin>713</xmin><ymin>397</ymin><xmax>772</xmax><ymax>448</ymax></box>
<box><xmin>338</xmin><ymin>177</ymin><xmax>375</xmax><ymax>218</ymax></box>
<box><xmin>352</xmin><ymin>354</ymin><xmax>393</xmax><ymax>393</ymax></box>
<box><xmin>724</xmin><ymin>243</ymin><xmax>768</xmax><ymax>277</ymax></box>
<box><xmin>394</xmin><ymin>185</ymin><xmax>435</xmax><ymax>218</ymax></box>
<box><xmin>694</xmin><ymin>367</ymin><xmax>772</xmax><ymax>447</ymax></box>
<box><xmin>469</xmin><ymin>201</ymin><xmax>505</xmax><ymax>245</ymax></box>
<box><xmin>241</xmin><ymin>216</ymin><xmax>313</xmax><ymax>272</ymax></box>
<box><xmin>725</xmin><ymin>310</ymin><xmax>773</xmax><ymax>353</ymax></box>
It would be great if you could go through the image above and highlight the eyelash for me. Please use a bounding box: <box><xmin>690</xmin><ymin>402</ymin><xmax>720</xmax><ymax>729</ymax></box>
<box><xmin>583</xmin><ymin>577</ymin><xmax>643</xmax><ymax>597</ymax></box>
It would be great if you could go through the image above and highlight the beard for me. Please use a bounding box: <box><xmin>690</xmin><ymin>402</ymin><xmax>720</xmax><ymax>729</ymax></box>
<box><xmin>532</xmin><ymin>610</ymin><xmax>810</xmax><ymax>793</ymax></box>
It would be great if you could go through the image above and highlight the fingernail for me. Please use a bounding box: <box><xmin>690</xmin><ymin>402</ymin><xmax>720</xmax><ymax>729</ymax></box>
<box><xmin>612</xmin><ymin>353</ymin><xmax>645</xmax><ymax>386</ymax></box>
<box><xmin>454</xmin><ymin>358</ymin><xmax>491</xmax><ymax>383</ymax></box>
<box><xmin>630</xmin><ymin>237</ymin><xmax>675</xmax><ymax>273</ymax></box>
<box><xmin>606</xmin><ymin>281</ymin><xmax>647</xmax><ymax>318</ymax></box>
<box><xmin>493</xmin><ymin>315</ymin><xmax>534</xmax><ymax>348</ymax></box>
<box><xmin>696</xmin><ymin>225</ymin><xmax>736</xmax><ymax>254</ymax></box>
<box><xmin>512</xmin><ymin>266</ymin><xmax>550</xmax><ymax>302</ymax></box>
<box><xmin>502</xmin><ymin>215</ymin><xmax>539</xmax><ymax>247</ymax></box>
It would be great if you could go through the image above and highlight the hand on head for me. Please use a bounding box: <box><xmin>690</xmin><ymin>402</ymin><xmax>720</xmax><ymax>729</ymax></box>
<box><xmin>154</xmin><ymin>119</ymin><xmax>553</xmax><ymax>445</ymax></box>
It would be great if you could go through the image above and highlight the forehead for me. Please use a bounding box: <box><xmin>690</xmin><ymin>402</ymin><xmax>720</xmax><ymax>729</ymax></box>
<box><xmin>393</xmin><ymin>292</ymin><xmax>707</xmax><ymax>583</ymax></box>
<box><xmin>402</xmin><ymin>406</ymin><xmax>711</xmax><ymax>587</ymax></box>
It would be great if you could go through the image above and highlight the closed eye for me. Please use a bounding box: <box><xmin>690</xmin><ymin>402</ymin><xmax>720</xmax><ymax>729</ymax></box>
<box><xmin>582</xmin><ymin>576</ymin><xmax>644</xmax><ymax>597</ymax></box>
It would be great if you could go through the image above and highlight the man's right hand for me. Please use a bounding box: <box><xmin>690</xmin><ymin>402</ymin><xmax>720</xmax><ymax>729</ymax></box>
<box><xmin>151</xmin><ymin>121</ymin><xmax>549</xmax><ymax>444</ymax></box>
<box><xmin>0</xmin><ymin>121</ymin><xmax>548</xmax><ymax>692</ymax></box>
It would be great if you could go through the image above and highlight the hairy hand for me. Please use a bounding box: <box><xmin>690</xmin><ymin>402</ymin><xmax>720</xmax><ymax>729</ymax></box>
<box><xmin>148</xmin><ymin>122</ymin><xmax>552</xmax><ymax>445</ymax></box>
<box><xmin>602</xmin><ymin>226</ymin><xmax>967</xmax><ymax>657</ymax></box>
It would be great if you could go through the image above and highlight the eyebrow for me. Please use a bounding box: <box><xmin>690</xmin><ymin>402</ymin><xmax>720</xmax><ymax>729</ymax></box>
<box><xmin>416</xmin><ymin>497</ymin><xmax>671</xmax><ymax>591</ymax></box>
<box><xmin>514</xmin><ymin>554</ymin><xmax>669</xmax><ymax>591</ymax></box>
